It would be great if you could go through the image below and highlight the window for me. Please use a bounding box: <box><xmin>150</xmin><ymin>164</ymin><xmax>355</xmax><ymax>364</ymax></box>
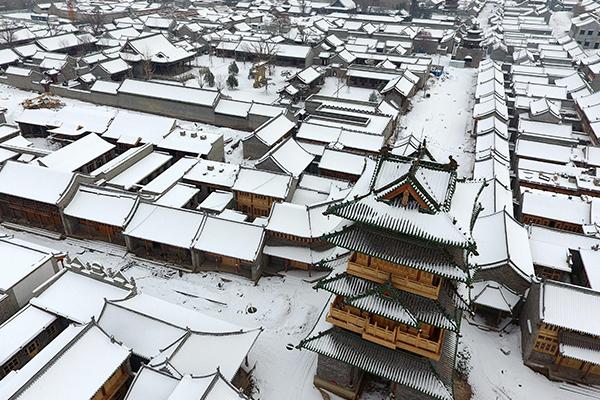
<box><xmin>585</xmin><ymin>41</ymin><xmax>591</xmax><ymax>47</ymax></box>
<box><xmin>3</xmin><ymin>357</ymin><xmax>20</xmax><ymax>374</ymax></box>
<box><xmin>581</xmin><ymin>29</ymin><xmax>586</xmax><ymax>35</ymax></box>
<box><xmin>534</xmin><ymin>332</ymin><xmax>558</xmax><ymax>355</ymax></box>
<box><xmin>589</xmin><ymin>30</ymin><xmax>594</xmax><ymax>35</ymax></box>
<box><xmin>595</xmin><ymin>43</ymin><xmax>600</xmax><ymax>49</ymax></box>
<box><xmin>25</xmin><ymin>340</ymin><xmax>41</xmax><ymax>356</ymax></box>
<box><xmin>47</xmin><ymin>324</ymin><xmax>57</xmax><ymax>336</ymax></box>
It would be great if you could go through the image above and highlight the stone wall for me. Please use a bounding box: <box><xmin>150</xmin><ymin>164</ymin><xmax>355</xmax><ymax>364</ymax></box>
<box><xmin>316</xmin><ymin>354</ymin><xmax>363</xmax><ymax>390</ymax></box>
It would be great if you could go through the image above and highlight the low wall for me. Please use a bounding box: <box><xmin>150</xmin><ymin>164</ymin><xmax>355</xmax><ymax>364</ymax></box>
<box><xmin>0</xmin><ymin>75</ymin><xmax>285</xmax><ymax>132</ymax></box>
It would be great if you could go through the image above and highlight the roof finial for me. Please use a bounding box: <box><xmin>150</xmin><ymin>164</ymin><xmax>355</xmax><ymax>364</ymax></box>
<box><xmin>444</xmin><ymin>155</ymin><xmax>458</xmax><ymax>171</ymax></box>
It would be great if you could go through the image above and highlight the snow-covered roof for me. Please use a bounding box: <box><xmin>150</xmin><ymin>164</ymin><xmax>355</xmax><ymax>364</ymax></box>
<box><xmin>31</xmin><ymin>269</ymin><xmax>131</xmax><ymax>323</ymax></box>
<box><xmin>471</xmin><ymin>281</ymin><xmax>520</xmax><ymax>312</ymax></box>
<box><xmin>296</xmin><ymin>122</ymin><xmax>341</xmax><ymax>143</ymax></box>
<box><xmin>91</xmin><ymin>80</ymin><xmax>121</xmax><ymax>94</ymax></box>
<box><xmin>150</xmin><ymin>328</ymin><xmax>261</xmax><ymax>380</ymax></box>
<box><xmin>215</xmin><ymin>99</ymin><xmax>251</xmax><ymax>118</ymax></box>
<box><xmin>184</xmin><ymin>160</ymin><xmax>239</xmax><ymax>188</ymax></box>
<box><xmin>125</xmin><ymin>33</ymin><xmax>194</xmax><ymax>64</ymax></box>
<box><xmin>541</xmin><ymin>280</ymin><xmax>600</xmax><ymax>336</ymax></box>
<box><xmin>579</xmin><ymin>249</ymin><xmax>600</xmax><ymax>290</ymax></box>
<box><xmin>16</xmin><ymin>106</ymin><xmax>115</xmax><ymax>135</ymax></box>
<box><xmin>521</xmin><ymin>190</ymin><xmax>595</xmax><ymax>227</ymax></box>
<box><xmin>63</xmin><ymin>185</ymin><xmax>138</xmax><ymax>228</ymax></box>
<box><xmin>294</xmin><ymin>66</ymin><xmax>322</xmax><ymax>85</ymax></box>
<box><xmin>319</xmin><ymin>149</ymin><xmax>366</xmax><ymax>176</ymax></box>
<box><xmin>0</xmin><ymin>48</ymin><xmax>19</xmax><ymax>66</ymax></box>
<box><xmin>103</xmin><ymin>110</ymin><xmax>175</xmax><ymax>145</ymax></box>
<box><xmin>123</xmin><ymin>202</ymin><xmax>205</xmax><ymax>248</ymax></box>
<box><xmin>472</xmin><ymin>210</ymin><xmax>534</xmax><ymax>281</ymax></box>
<box><xmin>123</xmin><ymin>365</ymin><xmax>178</xmax><ymax>400</ymax></box>
<box><xmin>36</xmin><ymin>33</ymin><xmax>81</xmax><ymax>51</ymax></box>
<box><xmin>0</xmin><ymin>305</ymin><xmax>56</xmax><ymax>366</ymax></box>
<box><xmin>194</xmin><ymin>216</ymin><xmax>265</xmax><ymax>262</ymax></box>
<box><xmin>301</xmin><ymin>327</ymin><xmax>453</xmax><ymax>400</ymax></box>
<box><xmin>256</xmin><ymin>137</ymin><xmax>314</xmax><ymax>177</ymax></box>
<box><xmin>99</xmin><ymin>58</ymin><xmax>131</xmax><ymax>75</ymax></box>
<box><xmin>232</xmin><ymin>167</ymin><xmax>292</xmax><ymax>199</ymax></box>
<box><xmin>157</xmin><ymin>128</ymin><xmax>221</xmax><ymax>157</ymax></box>
<box><xmin>108</xmin><ymin>152</ymin><xmax>173</xmax><ymax>190</ymax></box>
<box><xmin>155</xmin><ymin>183</ymin><xmax>199</xmax><ymax>208</ymax></box>
<box><xmin>197</xmin><ymin>190</ymin><xmax>234</xmax><ymax>213</ymax></box>
<box><xmin>267</xmin><ymin>201</ymin><xmax>343</xmax><ymax>239</ymax></box>
<box><xmin>98</xmin><ymin>293</ymin><xmax>244</xmax><ymax>360</ymax></box>
<box><xmin>247</xmin><ymin>113</ymin><xmax>295</xmax><ymax>147</ymax></box>
<box><xmin>1</xmin><ymin>322</ymin><xmax>130</xmax><ymax>400</ymax></box>
<box><xmin>117</xmin><ymin>79</ymin><xmax>219</xmax><ymax>108</ymax></box>
<box><xmin>38</xmin><ymin>133</ymin><xmax>115</xmax><ymax>172</ymax></box>
<box><xmin>0</xmin><ymin>236</ymin><xmax>56</xmax><ymax>292</ymax></box>
<box><xmin>0</xmin><ymin>161</ymin><xmax>75</xmax><ymax>205</ymax></box>
<box><xmin>141</xmin><ymin>157</ymin><xmax>198</xmax><ymax>195</ymax></box>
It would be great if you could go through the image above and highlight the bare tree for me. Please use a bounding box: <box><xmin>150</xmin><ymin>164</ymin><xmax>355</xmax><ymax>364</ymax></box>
<box><xmin>296</xmin><ymin>26</ymin><xmax>311</xmax><ymax>45</ymax></box>
<box><xmin>263</xmin><ymin>76</ymin><xmax>274</xmax><ymax>93</ymax></box>
<box><xmin>0</xmin><ymin>20</ymin><xmax>17</xmax><ymax>47</ymax></box>
<box><xmin>141</xmin><ymin>49</ymin><xmax>155</xmax><ymax>80</ymax></box>
<box><xmin>84</xmin><ymin>9</ymin><xmax>105</xmax><ymax>36</ymax></box>
<box><xmin>78</xmin><ymin>33</ymin><xmax>96</xmax><ymax>54</ymax></box>
<box><xmin>242</xmin><ymin>41</ymin><xmax>279</xmax><ymax>70</ymax></box>
<box><xmin>298</xmin><ymin>0</ymin><xmax>308</xmax><ymax>16</ymax></box>
<box><xmin>263</xmin><ymin>15</ymin><xmax>289</xmax><ymax>36</ymax></box>
<box><xmin>355</xmin><ymin>0</ymin><xmax>375</xmax><ymax>12</ymax></box>
<box><xmin>215</xmin><ymin>74</ymin><xmax>225</xmax><ymax>92</ymax></box>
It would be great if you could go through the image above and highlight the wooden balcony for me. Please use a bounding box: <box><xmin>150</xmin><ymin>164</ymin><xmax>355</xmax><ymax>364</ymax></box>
<box><xmin>347</xmin><ymin>258</ymin><xmax>441</xmax><ymax>300</ymax></box>
<box><xmin>396</xmin><ymin>329</ymin><xmax>443</xmax><ymax>361</ymax></box>
<box><xmin>326</xmin><ymin>303</ymin><xmax>366</xmax><ymax>334</ymax></box>
<box><xmin>327</xmin><ymin>301</ymin><xmax>444</xmax><ymax>360</ymax></box>
<box><xmin>363</xmin><ymin>320</ymin><xmax>396</xmax><ymax>349</ymax></box>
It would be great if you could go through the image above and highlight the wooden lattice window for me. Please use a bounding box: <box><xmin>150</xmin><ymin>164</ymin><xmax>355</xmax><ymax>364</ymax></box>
<box><xmin>534</xmin><ymin>333</ymin><xmax>558</xmax><ymax>355</ymax></box>
<box><xmin>3</xmin><ymin>357</ymin><xmax>20</xmax><ymax>374</ymax></box>
<box><xmin>25</xmin><ymin>339</ymin><xmax>41</xmax><ymax>356</ymax></box>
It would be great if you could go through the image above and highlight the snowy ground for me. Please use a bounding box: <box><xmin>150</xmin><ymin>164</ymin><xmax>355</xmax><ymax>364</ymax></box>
<box><xmin>183</xmin><ymin>55</ymin><xmax>301</xmax><ymax>104</ymax></box>
<box><xmin>395</xmin><ymin>63</ymin><xmax>476</xmax><ymax>178</ymax></box>
<box><xmin>320</xmin><ymin>76</ymin><xmax>376</xmax><ymax>102</ymax></box>
<box><xmin>461</xmin><ymin>321</ymin><xmax>597</xmax><ymax>400</ymax></box>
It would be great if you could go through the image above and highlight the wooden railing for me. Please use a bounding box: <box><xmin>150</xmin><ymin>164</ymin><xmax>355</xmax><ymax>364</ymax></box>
<box><xmin>396</xmin><ymin>329</ymin><xmax>443</xmax><ymax>359</ymax></box>
<box><xmin>363</xmin><ymin>320</ymin><xmax>396</xmax><ymax>349</ymax></box>
<box><xmin>327</xmin><ymin>304</ymin><xmax>366</xmax><ymax>334</ymax></box>
<box><xmin>347</xmin><ymin>260</ymin><xmax>441</xmax><ymax>300</ymax></box>
<box><xmin>327</xmin><ymin>302</ymin><xmax>443</xmax><ymax>360</ymax></box>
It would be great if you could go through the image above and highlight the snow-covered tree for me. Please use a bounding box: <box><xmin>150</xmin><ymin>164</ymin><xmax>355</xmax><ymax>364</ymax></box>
<box><xmin>228</xmin><ymin>61</ymin><xmax>239</xmax><ymax>75</ymax></box>
<box><xmin>369</xmin><ymin>91</ymin><xmax>378</xmax><ymax>102</ymax></box>
<box><xmin>226</xmin><ymin>74</ymin><xmax>239</xmax><ymax>90</ymax></box>
<box><xmin>204</xmin><ymin>70</ymin><xmax>215</xmax><ymax>87</ymax></box>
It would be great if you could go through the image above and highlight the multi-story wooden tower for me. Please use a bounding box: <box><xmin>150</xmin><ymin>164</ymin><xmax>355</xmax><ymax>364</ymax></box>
<box><xmin>300</xmin><ymin>151</ymin><xmax>483</xmax><ymax>400</ymax></box>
